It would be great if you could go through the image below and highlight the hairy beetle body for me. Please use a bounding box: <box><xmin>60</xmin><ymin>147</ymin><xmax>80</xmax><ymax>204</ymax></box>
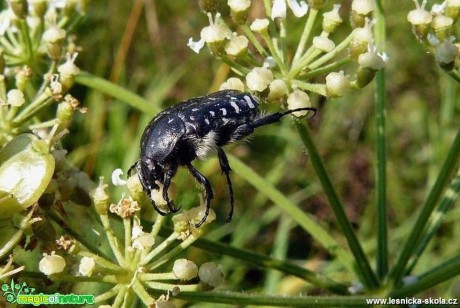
<box><xmin>129</xmin><ymin>90</ymin><xmax>315</xmax><ymax>227</ymax></box>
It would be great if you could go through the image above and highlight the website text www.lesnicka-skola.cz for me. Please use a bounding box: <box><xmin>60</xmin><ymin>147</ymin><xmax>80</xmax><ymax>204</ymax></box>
<box><xmin>365</xmin><ymin>297</ymin><xmax>458</xmax><ymax>306</ymax></box>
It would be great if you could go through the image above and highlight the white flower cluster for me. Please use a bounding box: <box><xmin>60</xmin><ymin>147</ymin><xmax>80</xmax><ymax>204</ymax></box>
<box><xmin>408</xmin><ymin>0</ymin><xmax>460</xmax><ymax>71</ymax></box>
<box><xmin>188</xmin><ymin>0</ymin><xmax>385</xmax><ymax>111</ymax></box>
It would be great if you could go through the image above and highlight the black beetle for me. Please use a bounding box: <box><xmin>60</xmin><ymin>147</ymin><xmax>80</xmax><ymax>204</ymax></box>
<box><xmin>129</xmin><ymin>90</ymin><xmax>316</xmax><ymax>227</ymax></box>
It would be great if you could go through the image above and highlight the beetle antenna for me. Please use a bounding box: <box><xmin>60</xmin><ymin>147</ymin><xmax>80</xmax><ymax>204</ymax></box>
<box><xmin>281</xmin><ymin>107</ymin><xmax>317</xmax><ymax>119</ymax></box>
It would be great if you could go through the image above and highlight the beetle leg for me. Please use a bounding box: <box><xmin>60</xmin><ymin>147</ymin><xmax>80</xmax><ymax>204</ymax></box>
<box><xmin>217</xmin><ymin>148</ymin><xmax>234</xmax><ymax>223</ymax></box>
<box><xmin>144</xmin><ymin>188</ymin><xmax>169</xmax><ymax>216</ymax></box>
<box><xmin>187</xmin><ymin>163</ymin><xmax>214</xmax><ymax>227</ymax></box>
<box><xmin>162</xmin><ymin>164</ymin><xmax>181</xmax><ymax>213</ymax></box>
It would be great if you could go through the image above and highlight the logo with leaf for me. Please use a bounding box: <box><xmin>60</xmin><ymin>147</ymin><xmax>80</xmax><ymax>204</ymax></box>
<box><xmin>1</xmin><ymin>279</ymin><xmax>35</xmax><ymax>303</ymax></box>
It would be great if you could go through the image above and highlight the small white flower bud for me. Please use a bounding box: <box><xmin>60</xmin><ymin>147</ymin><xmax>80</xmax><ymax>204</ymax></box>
<box><xmin>39</xmin><ymin>252</ymin><xmax>66</xmax><ymax>275</ymax></box>
<box><xmin>173</xmin><ymin>259</ymin><xmax>198</xmax><ymax>280</ymax></box>
<box><xmin>349</xmin><ymin>18</ymin><xmax>374</xmax><ymax>59</ymax></box>
<box><xmin>199</xmin><ymin>262</ymin><xmax>224</xmax><ymax>288</ymax></box>
<box><xmin>435</xmin><ymin>40</ymin><xmax>458</xmax><ymax>69</ymax></box>
<box><xmin>228</xmin><ymin>0</ymin><xmax>250</xmax><ymax>12</ymax></box>
<box><xmin>225</xmin><ymin>35</ymin><xmax>249</xmax><ymax>57</ymax></box>
<box><xmin>7</xmin><ymin>89</ymin><xmax>25</xmax><ymax>107</ymax></box>
<box><xmin>407</xmin><ymin>0</ymin><xmax>433</xmax><ymax>39</ymax></box>
<box><xmin>78</xmin><ymin>256</ymin><xmax>95</xmax><ymax>277</ymax></box>
<box><xmin>326</xmin><ymin>71</ymin><xmax>350</xmax><ymax>98</ymax></box>
<box><xmin>351</xmin><ymin>0</ymin><xmax>374</xmax><ymax>27</ymax></box>
<box><xmin>358</xmin><ymin>52</ymin><xmax>385</xmax><ymax>70</ymax></box>
<box><xmin>287</xmin><ymin>90</ymin><xmax>311</xmax><ymax>117</ymax></box>
<box><xmin>322</xmin><ymin>4</ymin><xmax>342</xmax><ymax>33</ymax></box>
<box><xmin>201</xmin><ymin>13</ymin><xmax>232</xmax><ymax>56</ymax></box>
<box><xmin>228</xmin><ymin>0</ymin><xmax>250</xmax><ymax>24</ymax></box>
<box><xmin>407</xmin><ymin>6</ymin><xmax>432</xmax><ymax>25</ymax></box>
<box><xmin>313</xmin><ymin>36</ymin><xmax>335</xmax><ymax>52</ymax></box>
<box><xmin>43</xmin><ymin>25</ymin><xmax>66</xmax><ymax>43</ymax></box>
<box><xmin>352</xmin><ymin>0</ymin><xmax>374</xmax><ymax>16</ymax></box>
<box><xmin>201</xmin><ymin>13</ymin><xmax>232</xmax><ymax>43</ymax></box>
<box><xmin>132</xmin><ymin>224</ymin><xmax>155</xmax><ymax>250</ymax></box>
<box><xmin>268</xmin><ymin>79</ymin><xmax>288</xmax><ymax>101</ymax></box>
<box><xmin>246</xmin><ymin>67</ymin><xmax>273</xmax><ymax>92</ymax></box>
<box><xmin>90</xmin><ymin>177</ymin><xmax>110</xmax><ymax>215</ymax></box>
<box><xmin>58</xmin><ymin>53</ymin><xmax>80</xmax><ymax>90</ymax></box>
<box><xmin>220</xmin><ymin>77</ymin><xmax>245</xmax><ymax>92</ymax></box>
<box><xmin>446</xmin><ymin>0</ymin><xmax>460</xmax><ymax>19</ymax></box>
<box><xmin>250</xmin><ymin>18</ymin><xmax>270</xmax><ymax>33</ymax></box>
<box><xmin>431</xmin><ymin>14</ymin><xmax>454</xmax><ymax>41</ymax></box>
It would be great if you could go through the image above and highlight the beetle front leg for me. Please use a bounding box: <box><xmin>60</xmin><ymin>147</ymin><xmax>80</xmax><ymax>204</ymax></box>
<box><xmin>187</xmin><ymin>163</ymin><xmax>214</xmax><ymax>227</ymax></box>
<box><xmin>162</xmin><ymin>164</ymin><xmax>181</xmax><ymax>213</ymax></box>
<box><xmin>217</xmin><ymin>148</ymin><xmax>234</xmax><ymax>223</ymax></box>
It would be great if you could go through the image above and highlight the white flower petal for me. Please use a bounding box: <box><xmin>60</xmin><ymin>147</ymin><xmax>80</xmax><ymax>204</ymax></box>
<box><xmin>271</xmin><ymin>0</ymin><xmax>287</xmax><ymax>19</ymax></box>
<box><xmin>187</xmin><ymin>37</ymin><xmax>205</xmax><ymax>53</ymax></box>
<box><xmin>287</xmin><ymin>0</ymin><xmax>308</xmax><ymax>17</ymax></box>
<box><xmin>112</xmin><ymin>168</ymin><xmax>127</xmax><ymax>186</ymax></box>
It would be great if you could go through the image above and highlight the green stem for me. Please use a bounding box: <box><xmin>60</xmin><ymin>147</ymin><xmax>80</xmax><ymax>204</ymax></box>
<box><xmin>292</xmin><ymin>9</ymin><xmax>319</xmax><ymax>64</ymax></box>
<box><xmin>373</xmin><ymin>0</ymin><xmax>388</xmax><ymax>281</ymax></box>
<box><xmin>187</xmin><ymin>228</ymin><xmax>350</xmax><ymax>294</ymax></box>
<box><xmin>131</xmin><ymin>279</ymin><xmax>155</xmax><ymax>306</ymax></box>
<box><xmin>78</xmin><ymin>250</ymin><xmax>125</xmax><ymax>274</ymax></box>
<box><xmin>405</xmin><ymin>167</ymin><xmax>460</xmax><ymax>274</ymax></box>
<box><xmin>47</xmin><ymin>210</ymin><xmax>112</xmax><ymax>261</ymax></box>
<box><xmin>227</xmin><ymin>154</ymin><xmax>355</xmax><ymax>274</ymax></box>
<box><xmin>260</xmin><ymin>32</ymin><xmax>287</xmax><ymax>74</ymax></box>
<box><xmin>307</xmin><ymin>33</ymin><xmax>354</xmax><ymax>70</ymax></box>
<box><xmin>94</xmin><ymin>284</ymin><xmax>122</xmax><ymax>304</ymax></box>
<box><xmin>0</xmin><ymin>207</ymin><xmax>35</xmax><ymax>259</ymax></box>
<box><xmin>301</xmin><ymin>58</ymin><xmax>352</xmax><ymax>79</ymax></box>
<box><xmin>291</xmin><ymin>80</ymin><xmax>326</xmax><ymax>96</ymax></box>
<box><xmin>147</xmin><ymin>234</ymin><xmax>198</xmax><ymax>271</ymax></box>
<box><xmin>138</xmin><ymin>272</ymin><xmax>176</xmax><ymax>281</ymax></box>
<box><xmin>75</xmin><ymin>72</ymin><xmax>155</xmax><ymax>115</ymax></box>
<box><xmin>99</xmin><ymin>214</ymin><xmax>126</xmax><ymax>267</ymax></box>
<box><xmin>175</xmin><ymin>291</ymin><xmax>370</xmax><ymax>307</ymax></box>
<box><xmin>390</xmin><ymin>253</ymin><xmax>460</xmax><ymax>298</ymax></box>
<box><xmin>242</xmin><ymin>24</ymin><xmax>268</xmax><ymax>57</ymax></box>
<box><xmin>389</xmin><ymin>126</ymin><xmax>460</xmax><ymax>285</ymax></box>
<box><xmin>296</xmin><ymin>123</ymin><xmax>379</xmax><ymax>289</ymax></box>
<box><xmin>140</xmin><ymin>231</ymin><xmax>179</xmax><ymax>266</ymax></box>
<box><xmin>11</xmin><ymin>92</ymin><xmax>54</xmax><ymax>127</ymax></box>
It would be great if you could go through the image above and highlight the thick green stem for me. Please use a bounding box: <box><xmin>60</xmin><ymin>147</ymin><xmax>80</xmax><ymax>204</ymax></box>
<box><xmin>373</xmin><ymin>0</ymin><xmax>388</xmax><ymax>281</ymax></box>
<box><xmin>389</xmin><ymin>126</ymin><xmax>460</xmax><ymax>285</ymax></box>
<box><xmin>296</xmin><ymin>123</ymin><xmax>379</xmax><ymax>289</ymax></box>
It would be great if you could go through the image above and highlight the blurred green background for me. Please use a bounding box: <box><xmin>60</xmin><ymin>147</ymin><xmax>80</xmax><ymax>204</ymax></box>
<box><xmin>64</xmin><ymin>0</ymin><xmax>459</xmax><ymax>298</ymax></box>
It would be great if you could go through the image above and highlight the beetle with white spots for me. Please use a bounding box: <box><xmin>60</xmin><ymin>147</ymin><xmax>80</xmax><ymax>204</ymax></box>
<box><xmin>129</xmin><ymin>90</ymin><xmax>316</xmax><ymax>227</ymax></box>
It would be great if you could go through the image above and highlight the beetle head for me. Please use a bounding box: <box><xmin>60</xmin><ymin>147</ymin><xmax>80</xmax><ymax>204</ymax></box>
<box><xmin>138</xmin><ymin>156</ymin><xmax>165</xmax><ymax>189</ymax></box>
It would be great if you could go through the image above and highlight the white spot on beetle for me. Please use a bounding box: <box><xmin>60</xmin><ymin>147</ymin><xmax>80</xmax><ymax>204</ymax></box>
<box><xmin>205</xmin><ymin>118</ymin><xmax>210</xmax><ymax>125</ymax></box>
<box><xmin>222</xmin><ymin>118</ymin><xmax>229</xmax><ymax>125</ymax></box>
<box><xmin>190</xmin><ymin>116</ymin><xmax>195</xmax><ymax>120</ymax></box>
<box><xmin>168</xmin><ymin>118</ymin><xmax>174</xmax><ymax>124</ymax></box>
<box><xmin>220</xmin><ymin>108</ymin><xmax>227</xmax><ymax>115</ymax></box>
<box><xmin>192</xmin><ymin>108</ymin><xmax>199</xmax><ymax>112</ymax></box>
<box><xmin>244</xmin><ymin>95</ymin><xmax>256</xmax><ymax>109</ymax></box>
<box><xmin>230</xmin><ymin>101</ymin><xmax>240</xmax><ymax>113</ymax></box>
<box><xmin>210</xmin><ymin>111</ymin><xmax>215</xmax><ymax>116</ymax></box>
